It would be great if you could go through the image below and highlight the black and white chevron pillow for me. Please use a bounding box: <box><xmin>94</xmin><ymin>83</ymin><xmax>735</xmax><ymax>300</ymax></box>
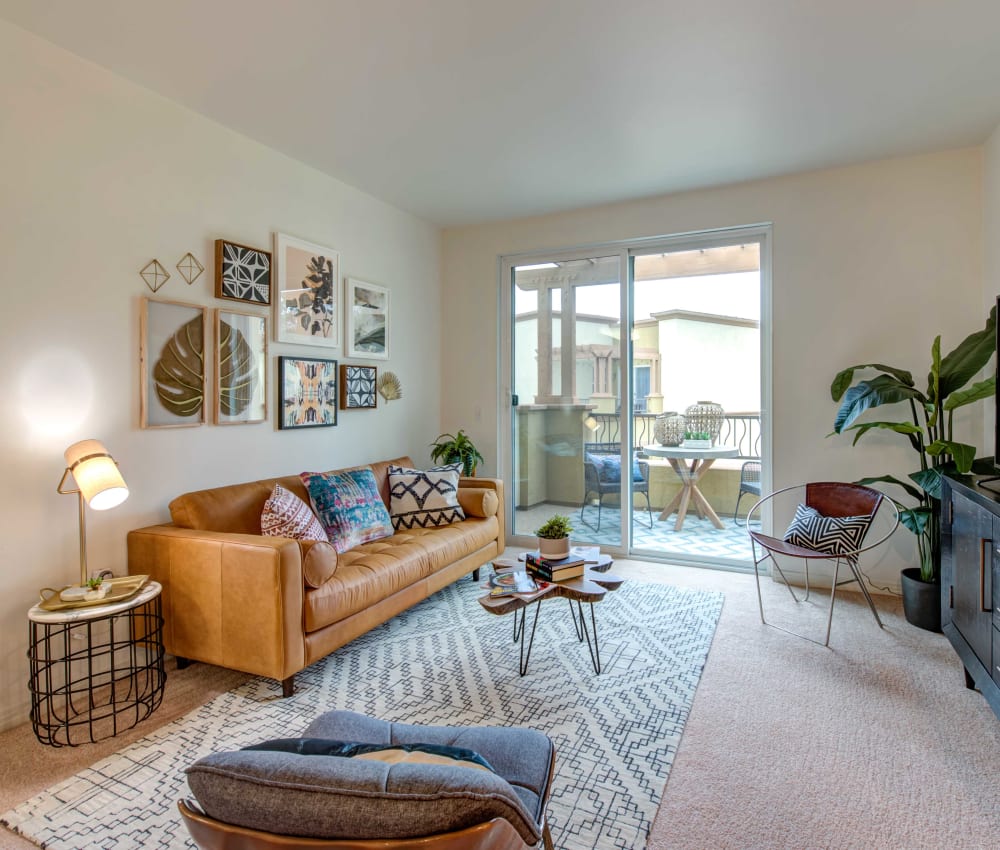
<box><xmin>782</xmin><ymin>503</ymin><xmax>873</xmax><ymax>561</ymax></box>
<box><xmin>388</xmin><ymin>463</ymin><xmax>466</xmax><ymax>530</ymax></box>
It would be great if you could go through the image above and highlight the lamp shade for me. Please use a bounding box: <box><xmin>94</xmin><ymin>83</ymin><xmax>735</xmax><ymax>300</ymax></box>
<box><xmin>64</xmin><ymin>439</ymin><xmax>129</xmax><ymax>511</ymax></box>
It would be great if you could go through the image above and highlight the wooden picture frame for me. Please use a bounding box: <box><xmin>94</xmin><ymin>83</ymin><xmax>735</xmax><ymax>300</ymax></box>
<box><xmin>215</xmin><ymin>309</ymin><xmax>268</xmax><ymax>425</ymax></box>
<box><xmin>345</xmin><ymin>278</ymin><xmax>389</xmax><ymax>360</ymax></box>
<box><xmin>215</xmin><ymin>239</ymin><xmax>272</xmax><ymax>305</ymax></box>
<box><xmin>140</xmin><ymin>298</ymin><xmax>208</xmax><ymax>429</ymax></box>
<box><xmin>339</xmin><ymin>364</ymin><xmax>377</xmax><ymax>409</ymax></box>
<box><xmin>273</xmin><ymin>232</ymin><xmax>339</xmax><ymax>347</ymax></box>
<box><xmin>278</xmin><ymin>356</ymin><xmax>338</xmax><ymax>429</ymax></box>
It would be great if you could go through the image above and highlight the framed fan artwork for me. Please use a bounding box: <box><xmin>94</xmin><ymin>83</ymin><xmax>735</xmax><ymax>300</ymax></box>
<box><xmin>214</xmin><ymin>309</ymin><xmax>268</xmax><ymax>425</ymax></box>
<box><xmin>273</xmin><ymin>233</ymin><xmax>339</xmax><ymax>348</ymax></box>
<box><xmin>339</xmin><ymin>364</ymin><xmax>377</xmax><ymax>409</ymax></box>
<box><xmin>140</xmin><ymin>298</ymin><xmax>208</xmax><ymax>428</ymax></box>
<box><xmin>345</xmin><ymin>278</ymin><xmax>389</xmax><ymax>360</ymax></box>
<box><xmin>215</xmin><ymin>239</ymin><xmax>272</xmax><ymax>305</ymax></box>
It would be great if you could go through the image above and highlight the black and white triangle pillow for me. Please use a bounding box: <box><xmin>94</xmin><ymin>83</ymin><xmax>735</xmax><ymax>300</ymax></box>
<box><xmin>782</xmin><ymin>503</ymin><xmax>873</xmax><ymax>561</ymax></box>
<box><xmin>388</xmin><ymin>463</ymin><xmax>466</xmax><ymax>530</ymax></box>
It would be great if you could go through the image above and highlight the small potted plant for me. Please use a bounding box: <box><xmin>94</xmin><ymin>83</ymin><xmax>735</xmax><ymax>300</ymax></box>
<box><xmin>429</xmin><ymin>429</ymin><xmax>485</xmax><ymax>477</ymax></box>
<box><xmin>535</xmin><ymin>514</ymin><xmax>573</xmax><ymax>560</ymax></box>
<box><xmin>682</xmin><ymin>430</ymin><xmax>713</xmax><ymax>449</ymax></box>
<box><xmin>84</xmin><ymin>576</ymin><xmax>112</xmax><ymax>601</ymax></box>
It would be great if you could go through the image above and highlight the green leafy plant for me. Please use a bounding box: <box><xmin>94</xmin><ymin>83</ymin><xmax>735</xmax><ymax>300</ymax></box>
<box><xmin>429</xmin><ymin>429</ymin><xmax>485</xmax><ymax>477</ymax></box>
<box><xmin>535</xmin><ymin>514</ymin><xmax>573</xmax><ymax>539</ymax></box>
<box><xmin>85</xmin><ymin>577</ymin><xmax>104</xmax><ymax>591</ymax></box>
<box><xmin>684</xmin><ymin>430</ymin><xmax>711</xmax><ymax>440</ymax></box>
<box><xmin>830</xmin><ymin>306</ymin><xmax>996</xmax><ymax>582</ymax></box>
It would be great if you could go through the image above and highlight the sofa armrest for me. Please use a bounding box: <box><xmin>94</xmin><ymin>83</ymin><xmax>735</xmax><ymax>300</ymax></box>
<box><xmin>127</xmin><ymin>525</ymin><xmax>305</xmax><ymax>681</ymax></box>
<box><xmin>459</xmin><ymin>477</ymin><xmax>505</xmax><ymax>548</ymax></box>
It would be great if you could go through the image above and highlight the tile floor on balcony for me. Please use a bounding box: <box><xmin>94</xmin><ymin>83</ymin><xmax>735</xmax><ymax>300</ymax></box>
<box><xmin>513</xmin><ymin>501</ymin><xmax>761</xmax><ymax>565</ymax></box>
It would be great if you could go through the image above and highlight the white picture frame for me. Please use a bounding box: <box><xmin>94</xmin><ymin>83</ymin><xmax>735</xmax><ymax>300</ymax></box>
<box><xmin>272</xmin><ymin>232</ymin><xmax>339</xmax><ymax>348</ymax></box>
<box><xmin>345</xmin><ymin>278</ymin><xmax>390</xmax><ymax>360</ymax></box>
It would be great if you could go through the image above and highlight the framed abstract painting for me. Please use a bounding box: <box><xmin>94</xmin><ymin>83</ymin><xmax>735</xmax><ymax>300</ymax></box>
<box><xmin>345</xmin><ymin>278</ymin><xmax>389</xmax><ymax>360</ymax></box>
<box><xmin>339</xmin><ymin>364</ymin><xmax>377</xmax><ymax>409</ymax></box>
<box><xmin>215</xmin><ymin>239</ymin><xmax>272</xmax><ymax>305</ymax></box>
<box><xmin>273</xmin><ymin>233</ymin><xmax>339</xmax><ymax>348</ymax></box>
<box><xmin>214</xmin><ymin>309</ymin><xmax>267</xmax><ymax>425</ymax></box>
<box><xmin>278</xmin><ymin>356</ymin><xmax>338</xmax><ymax>429</ymax></box>
<box><xmin>140</xmin><ymin>298</ymin><xmax>208</xmax><ymax>429</ymax></box>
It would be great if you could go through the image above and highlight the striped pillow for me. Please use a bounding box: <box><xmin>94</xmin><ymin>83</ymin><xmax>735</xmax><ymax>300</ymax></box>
<box><xmin>261</xmin><ymin>484</ymin><xmax>327</xmax><ymax>541</ymax></box>
<box><xmin>782</xmin><ymin>504</ymin><xmax>873</xmax><ymax>561</ymax></box>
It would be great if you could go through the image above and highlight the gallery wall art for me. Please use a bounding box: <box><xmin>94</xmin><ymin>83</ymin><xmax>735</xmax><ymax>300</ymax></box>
<box><xmin>345</xmin><ymin>278</ymin><xmax>389</xmax><ymax>360</ymax></box>
<box><xmin>273</xmin><ymin>233</ymin><xmax>339</xmax><ymax>348</ymax></box>
<box><xmin>339</xmin><ymin>364</ymin><xmax>377</xmax><ymax>409</ymax></box>
<box><xmin>215</xmin><ymin>309</ymin><xmax>267</xmax><ymax>425</ymax></box>
<box><xmin>140</xmin><ymin>298</ymin><xmax>207</xmax><ymax>428</ymax></box>
<box><xmin>279</xmin><ymin>356</ymin><xmax>338</xmax><ymax>429</ymax></box>
<box><xmin>215</xmin><ymin>239</ymin><xmax>272</xmax><ymax>305</ymax></box>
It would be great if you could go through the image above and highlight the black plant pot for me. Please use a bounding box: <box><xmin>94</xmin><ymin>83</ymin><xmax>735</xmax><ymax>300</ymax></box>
<box><xmin>900</xmin><ymin>567</ymin><xmax>942</xmax><ymax>633</ymax></box>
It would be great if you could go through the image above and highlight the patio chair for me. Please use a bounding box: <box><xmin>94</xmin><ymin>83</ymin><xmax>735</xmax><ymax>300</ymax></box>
<box><xmin>733</xmin><ymin>460</ymin><xmax>762</xmax><ymax>524</ymax></box>
<box><xmin>746</xmin><ymin>482</ymin><xmax>898</xmax><ymax>646</ymax></box>
<box><xmin>580</xmin><ymin>442</ymin><xmax>653</xmax><ymax>531</ymax></box>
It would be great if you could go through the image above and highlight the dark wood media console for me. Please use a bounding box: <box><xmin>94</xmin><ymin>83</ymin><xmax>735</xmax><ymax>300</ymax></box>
<box><xmin>940</xmin><ymin>473</ymin><xmax>1000</xmax><ymax>720</ymax></box>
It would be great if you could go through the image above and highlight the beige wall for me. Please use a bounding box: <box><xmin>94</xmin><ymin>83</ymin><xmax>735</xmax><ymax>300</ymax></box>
<box><xmin>0</xmin><ymin>22</ymin><xmax>442</xmax><ymax>731</ymax></box>
<box><xmin>442</xmin><ymin>147</ymin><xmax>985</xmax><ymax>589</ymax></box>
<box><xmin>984</xmin><ymin>123</ymin><xmax>1000</xmax><ymax>444</ymax></box>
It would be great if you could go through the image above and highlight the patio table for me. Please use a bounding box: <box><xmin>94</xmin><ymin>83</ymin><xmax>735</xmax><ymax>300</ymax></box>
<box><xmin>643</xmin><ymin>444</ymin><xmax>738</xmax><ymax>530</ymax></box>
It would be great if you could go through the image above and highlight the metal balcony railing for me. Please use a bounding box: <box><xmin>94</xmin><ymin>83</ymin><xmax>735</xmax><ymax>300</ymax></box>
<box><xmin>590</xmin><ymin>411</ymin><xmax>761</xmax><ymax>459</ymax></box>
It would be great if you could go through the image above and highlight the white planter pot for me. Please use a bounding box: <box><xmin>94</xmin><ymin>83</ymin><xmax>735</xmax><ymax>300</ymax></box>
<box><xmin>538</xmin><ymin>536</ymin><xmax>570</xmax><ymax>560</ymax></box>
<box><xmin>682</xmin><ymin>439</ymin><xmax>712</xmax><ymax>449</ymax></box>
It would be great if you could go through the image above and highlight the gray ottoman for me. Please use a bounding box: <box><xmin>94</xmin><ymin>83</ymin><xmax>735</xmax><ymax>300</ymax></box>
<box><xmin>182</xmin><ymin>710</ymin><xmax>556</xmax><ymax>849</ymax></box>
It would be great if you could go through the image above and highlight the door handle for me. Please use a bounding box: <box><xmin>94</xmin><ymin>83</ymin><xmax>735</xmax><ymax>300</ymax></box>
<box><xmin>981</xmin><ymin>538</ymin><xmax>993</xmax><ymax>614</ymax></box>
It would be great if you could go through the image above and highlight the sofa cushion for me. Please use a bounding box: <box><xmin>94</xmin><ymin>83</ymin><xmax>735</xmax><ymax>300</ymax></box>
<box><xmin>261</xmin><ymin>484</ymin><xmax>328</xmax><ymax>542</ymax></box>
<box><xmin>388</xmin><ymin>463</ymin><xmax>465</xmax><ymax>530</ymax></box>
<box><xmin>456</xmin><ymin>487</ymin><xmax>499</xmax><ymax>519</ymax></box>
<box><xmin>301</xmin><ymin>468</ymin><xmax>394</xmax><ymax>554</ymax></box>
<box><xmin>585</xmin><ymin>452</ymin><xmax>644</xmax><ymax>483</ymax></box>
<box><xmin>782</xmin><ymin>503</ymin><xmax>873</xmax><ymax>562</ymax></box>
<box><xmin>245</xmin><ymin>737</ymin><xmax>496</xmax><ymax>773</ymax></box>
<box><xmin>300</xmin><ymin>539</ymin><xmax>339</xmax><ymax>588</ymax></box>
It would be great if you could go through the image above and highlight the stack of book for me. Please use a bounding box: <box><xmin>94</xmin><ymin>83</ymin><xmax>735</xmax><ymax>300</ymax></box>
<box><xmin>525</xmin><ymin>551</ymin><xmax>585</xmax><ymax>582</ymax></box>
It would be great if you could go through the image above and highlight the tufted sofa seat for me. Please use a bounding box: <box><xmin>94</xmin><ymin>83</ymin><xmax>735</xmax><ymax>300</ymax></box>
<box><xmin>127</xmin><ymin>457</ymin><xmax>504</xmax><ymax>696</ymax></box>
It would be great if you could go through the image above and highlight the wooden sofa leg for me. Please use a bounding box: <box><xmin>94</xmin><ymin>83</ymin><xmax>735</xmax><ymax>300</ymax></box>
<box><xmin>281</xmin><ymin>675</ymin><xmax>295</xmax><ymax>698</ymax></box>
<box><xmin>175</xmin><ymin>656</ymin><xmax>191</xmax><ymax>670</ymax></box>
<box><xmin>542</xmin><ymin>822</ymin><xmax>554</xmax><ymax>850</ymax></box>
<box><xmin>471</xmin><ymin>568</ymin><xmax>480</xmax><ymax>582</ymax></box>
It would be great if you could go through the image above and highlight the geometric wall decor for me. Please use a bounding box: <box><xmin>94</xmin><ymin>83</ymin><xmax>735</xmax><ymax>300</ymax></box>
<box><xmin>339</xmin><ymin>364</ymin><xmax>377</xmax><ymax>409</ymax></box>
<box><xmin>278</xmin><ymin>356</ymin><xmax>337</xmax><ymax>429</ymax></box>
<box><xmin>215</xmin><ymin>239</ymin><xmax>271</xmax><ymax>305</ymax></box>
<box><xmin>140</xmin><ymin>259</ymin><xmax>170</xmax><ymax>293</ymax></box>
<box><xmin>176</xmin><ymin>252</ymin><xmax>205</xmax><ymax>285</ymax></box>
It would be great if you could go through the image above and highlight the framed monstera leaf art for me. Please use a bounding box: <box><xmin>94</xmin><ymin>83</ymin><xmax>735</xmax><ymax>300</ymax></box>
<box><xmin>214</xmin><ymin>309</ymin><xmax>267</xmax><ymax>425</ymax></box>
<box><xmin>140</xmin><ymin>298</ymin><xmax>208</xmax><ymax>428</ymax></box>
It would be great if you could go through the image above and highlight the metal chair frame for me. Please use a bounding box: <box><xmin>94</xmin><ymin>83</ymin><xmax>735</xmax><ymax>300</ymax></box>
<box><xmin>746</xmin><ymin>482</ymin><xmax>899</xmax><ymax>647</ymax></box>
<box><xmin>579</xmin><ymin>442</ymin><xmax>653</xmax><ymax>531</ymax></box>
<box><xmin>733</xmin><ymin>459</ymin><xmax>762</xmax><ymax>525</ymax></box>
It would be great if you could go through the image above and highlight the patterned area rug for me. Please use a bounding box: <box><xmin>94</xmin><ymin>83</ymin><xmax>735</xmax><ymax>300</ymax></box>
<box><xmin>2</xmin><ymin>578</ymin><xmax>723</xmax><ymax>850</ymax></box>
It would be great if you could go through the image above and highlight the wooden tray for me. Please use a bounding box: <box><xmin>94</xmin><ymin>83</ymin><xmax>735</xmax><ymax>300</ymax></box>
<box><xmin>38</xmin><ymin>575</ymin><xmax>149</xmax><ymax>612</ymax></box>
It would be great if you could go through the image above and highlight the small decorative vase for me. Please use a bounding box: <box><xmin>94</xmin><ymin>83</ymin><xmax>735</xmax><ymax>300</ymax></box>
<box><xmin>684</xmin><ymin>400</ymin><xmax>725</xmax><ymax>445</ymax></box>
<box><xmin>538</xmin><ymin>536</ymin><xmax>570</xmax><ymax>560</ymax></box>
<box><xmin>654</xmin><ymin>412</ymin><xmax>687</xmax><ymax>447</ymax></box>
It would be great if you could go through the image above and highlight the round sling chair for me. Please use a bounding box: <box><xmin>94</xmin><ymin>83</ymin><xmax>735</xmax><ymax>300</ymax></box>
<box><xmin>746</xmin><ymin>482</ymin><xmax>899</xmax><ymax>647</ymax></box>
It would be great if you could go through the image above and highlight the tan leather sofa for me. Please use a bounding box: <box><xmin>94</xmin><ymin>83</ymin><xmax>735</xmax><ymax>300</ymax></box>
<box><xmin>127</xmin><ymin>456</ymin><xmax>504</xmax><ymax>696</ymax></box>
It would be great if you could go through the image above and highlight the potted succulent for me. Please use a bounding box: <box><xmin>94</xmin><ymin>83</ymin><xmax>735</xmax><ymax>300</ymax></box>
<box><xmin>829</xmin><ymin>305</ymin><xmax>996</xmax><ymax>631</ymax></box>
<box><xmin>84</xmin><ymin>576</ymin><xmax>112</xmax><ymax>601</ymax></box>
<box><xmin>682</xmin><ymin>430</ymin><xmax>713</xmax><ymax>449</ymax></box>
<box><xmin>429</xmin><ymin>429</ymin><xmax>485</xmax><ymax>477</ymax></box>
<box><xmin>535</xmin><ymin>514</ymin><xmax>573</xmax><ymax>560</ymax></box>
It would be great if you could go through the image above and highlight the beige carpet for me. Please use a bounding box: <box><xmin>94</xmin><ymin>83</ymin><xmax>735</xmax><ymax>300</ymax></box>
<box><xmin>1</xmin><ymin>560</ymin><xmax>999</xmax><ymax>849</ymax></box>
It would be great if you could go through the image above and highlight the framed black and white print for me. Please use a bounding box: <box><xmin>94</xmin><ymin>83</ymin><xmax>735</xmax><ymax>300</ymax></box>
<box><xmin>279</xmin><ymin>356</ymin><xmax>338</xmax><ymax>428</ymax></box>
<box><xmin>273</xmin><ymin>232</ymin><xmax>339</xmax><ymax>348</ymax></box>
<box><xmin>345</xmin><ymin>278</ymin><xmax>389</xmax><ymax>360</ymax></box>
<box><xmin>215</xmin><ymin>239</ymin><xmax>272</xmax><ymax>305</ymax></box>
<box><xmin>339</xmin><ymin>364</ymin><xmax>377</xmax><ymax>409</ymax></box>
<box><xmin>215</xmin><ymin>309</ymin><xmax>267</xmax><ymax>425</ymax></box>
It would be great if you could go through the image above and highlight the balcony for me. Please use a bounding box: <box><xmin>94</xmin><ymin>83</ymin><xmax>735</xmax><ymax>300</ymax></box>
<box><xmin>512</xmin><ymin>409</ymin><xmax>762</xmax><ymax>564</ymax></box>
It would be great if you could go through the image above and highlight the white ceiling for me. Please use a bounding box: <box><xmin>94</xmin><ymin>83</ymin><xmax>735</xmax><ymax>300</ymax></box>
<box><xmin>3</xmin><ymin>0</ymin><xmax>1000</xmax><ymax>226</ymax></box>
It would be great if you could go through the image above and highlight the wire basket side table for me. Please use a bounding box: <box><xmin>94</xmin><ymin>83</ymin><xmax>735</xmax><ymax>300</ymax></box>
<box><xmin>27</xmin><ymin>580</ymin><xmax>166</xmax><ymax>747</ymax></box>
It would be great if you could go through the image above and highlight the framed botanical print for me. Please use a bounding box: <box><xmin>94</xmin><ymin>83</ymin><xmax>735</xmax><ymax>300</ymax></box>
<box><xmin>215</xmin><ymin>309</ymin><xmax>267</xmax><ymax>425</ymax></box>
<box><xmin>273</xmin><ymin>233</ymin><xmax>339</xmax><ymax>347</ymax></box>
<box><xmin>215</xmin><ymin>239</ymin><xmax>272</xmax><ymax>305</ymax></box>
<box><xmin>278</xmin><ymin>356</ymin><xmax>338</xmax><ymax>429</ymax></box>
<box><xmin>140</xmin><ymin>298</ymin><xmax>208</xmax><ymax>428</ymax></box>
<box><xmin>339</xmin><ymin>364</ymin><xmax>377</xmax><ymax>409</ymax></box>
<box><xmin>345</xmin><ymin>278</ymin><xmax>389</xmax><ymax>360</ymax></box>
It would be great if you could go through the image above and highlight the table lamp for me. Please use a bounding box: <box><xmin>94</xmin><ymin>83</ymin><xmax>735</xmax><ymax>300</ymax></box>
<box><xmin>57</xmin><ymin>439</ymin><xmax>129</xmax><ymax>587</ymax></box>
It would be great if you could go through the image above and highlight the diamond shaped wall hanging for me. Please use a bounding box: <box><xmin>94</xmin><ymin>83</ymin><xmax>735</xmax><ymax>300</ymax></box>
<box><xmin>176</xmin><ymin>252</ymin><xmax>205</xmax><ymax>285</ymax></box>
<box><xmin>140</xmin><ymin>259</ymin><xmax>170</xmax><ymax>293</ymax></box>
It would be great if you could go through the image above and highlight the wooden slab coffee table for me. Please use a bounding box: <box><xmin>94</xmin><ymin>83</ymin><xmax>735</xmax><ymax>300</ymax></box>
<box><xmin>478</xmin><ymin>554</ymin><xmax>624</xmax><ymax>675</ymax></box>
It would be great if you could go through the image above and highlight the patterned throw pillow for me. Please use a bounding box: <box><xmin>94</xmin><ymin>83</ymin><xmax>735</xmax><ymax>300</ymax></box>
<box><xmin>300</xmin><ymin>469</ymin><xmax>393</xmax><ymax>553</ymax></box>
<box><xmin>388</xmin><ymin>463</ymin><xmax>465</xmax><ymax>530</ymax></box>
<box><xmin>261</xmin><ymin>483</ymin><xmax>328</xmax><ymax>541</ymax></box>
<box><xmin>782</xmin><ymin>504</ymin><xmax>873</xmax><ymax>562</ymax></box>
<box><xmin>585</xmin><ymin>453</ymin><xmax>644</xmax><ymax>484</ymax></box>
